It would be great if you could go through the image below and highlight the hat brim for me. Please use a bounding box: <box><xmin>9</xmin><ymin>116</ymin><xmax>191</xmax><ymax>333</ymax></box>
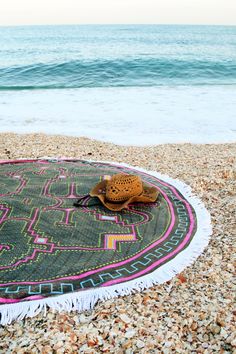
<box><xmin>90</xmin><ymin>180</ymin><xmax>159</xmax><ymax>211</ymax></box>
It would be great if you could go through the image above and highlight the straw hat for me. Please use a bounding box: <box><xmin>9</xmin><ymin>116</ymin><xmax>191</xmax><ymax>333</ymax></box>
<box><xmin>90</xmin><ymin>174</ymin><xmax>159</xmax><ymax>211</ymax></box>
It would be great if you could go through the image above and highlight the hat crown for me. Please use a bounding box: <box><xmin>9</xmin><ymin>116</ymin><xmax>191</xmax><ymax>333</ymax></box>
<box><xmin>106</xmin><ymin>174</ymin><xmax>143</xmax><ymax>202</ymax></box>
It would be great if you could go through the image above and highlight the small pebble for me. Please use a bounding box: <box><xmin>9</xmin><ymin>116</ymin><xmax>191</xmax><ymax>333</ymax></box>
<box><xmin>120</xmin><ymin>314</ymin><xmax>132</xmax><ymax>324</ymax></box>
<box><xmin>136</xmin><ymin>339</ymin><xmax>145</xmax><ymax>348</ymax></box>
<box><xmin>202</xmin><ymin>342</ymin><xmax>209</xmax><ymax>348</ymax></box>
<box><xmin>125</xmin><ymin>329</ymin><xmax>136</xmax><ymax>338</ymax></box>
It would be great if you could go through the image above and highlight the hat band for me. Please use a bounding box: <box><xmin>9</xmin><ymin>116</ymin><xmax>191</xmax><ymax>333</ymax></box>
<box><xmin>105</xmin><ymin>191</ymin><xmax>143</xmax><ymax>203</ymax></box>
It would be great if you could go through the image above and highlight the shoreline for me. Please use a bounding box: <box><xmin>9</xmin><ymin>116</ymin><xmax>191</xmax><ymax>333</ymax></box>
<box><xmin>1</xmin><ymin>85</ymin><xmax>236</xmax><ymax>146</ymax></box>
<box><xmin>0</xmin><ymin>132</ymin><xmax>235</xmax><ymax>352</ymax></box>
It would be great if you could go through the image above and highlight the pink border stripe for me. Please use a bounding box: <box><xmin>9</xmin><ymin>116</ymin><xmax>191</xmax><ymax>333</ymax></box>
<box><xmin>0</xmin><ymin>295</ymin><xmax>44</xmax><ymax>303</ymax></box>
<box><xmin>0</xmin><ymin>159</ymin><xmax>39</xmax><ymax>165</ymax></box>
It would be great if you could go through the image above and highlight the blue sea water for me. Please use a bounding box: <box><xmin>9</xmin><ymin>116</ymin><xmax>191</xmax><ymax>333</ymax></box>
<box><xmin>0</xmin><ymin>25</ymin><xmax>236</xmax><ymax>145</ymax></box>
<box><xmin>0</xmin><ymin>24</ymin><xmax>236</xmax><ymax>89</ymax></box>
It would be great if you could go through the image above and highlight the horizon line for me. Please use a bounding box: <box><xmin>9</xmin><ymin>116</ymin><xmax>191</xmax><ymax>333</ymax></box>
<box><xmin>0</xmin><ymin>23</ymin><xmax>236</xmax><ymax>28</ymax></box>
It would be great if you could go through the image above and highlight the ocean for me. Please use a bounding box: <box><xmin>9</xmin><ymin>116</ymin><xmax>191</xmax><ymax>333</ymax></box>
<box><xmin>0</xmin><ymin>24</ymin><xmax>236</xmax><ymax>145</ymax></box>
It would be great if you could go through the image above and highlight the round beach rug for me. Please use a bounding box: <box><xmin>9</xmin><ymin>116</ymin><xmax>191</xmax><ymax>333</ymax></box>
<box><xmin>0</xmin><ymin>158</ymin><xmax>212</xmax><ymax>324</ymax></box>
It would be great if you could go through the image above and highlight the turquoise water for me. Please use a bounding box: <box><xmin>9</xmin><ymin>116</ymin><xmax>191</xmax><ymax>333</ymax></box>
<box><xmin>0</xmin><ymin>24</ymin><xmax>236</xmax><ymax>90</ymax></box>
<box><xmin>0</xmin><ymin>25</ymin><xmax>236</xmax><ymax>145</ymax></box>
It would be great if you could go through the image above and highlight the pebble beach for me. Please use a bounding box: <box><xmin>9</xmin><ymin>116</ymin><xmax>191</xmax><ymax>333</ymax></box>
<box><xmin>0</xmin><ymin>132</ymin><xmax>235</xmax><ymax>353</ymax></box>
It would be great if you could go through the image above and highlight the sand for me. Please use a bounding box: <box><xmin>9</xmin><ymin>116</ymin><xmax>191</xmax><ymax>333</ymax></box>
<box><xmin>0</xmin><ymin>133</ymin><xmax>235</xmax><ymax>353</ymax></box>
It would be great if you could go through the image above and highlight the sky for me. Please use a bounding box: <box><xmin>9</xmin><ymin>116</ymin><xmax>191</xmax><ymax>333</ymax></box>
<box><xmin>0</xmin><ymin>0</ymin><xmax>236</xmax><ymax>26</ymax></box>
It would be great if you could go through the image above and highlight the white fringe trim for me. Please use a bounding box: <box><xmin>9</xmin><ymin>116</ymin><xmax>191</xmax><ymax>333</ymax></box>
<box><xmin>0</xmin><ymin>158</ymin><xmax>212</xmax><ymax>325</ymax></box>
